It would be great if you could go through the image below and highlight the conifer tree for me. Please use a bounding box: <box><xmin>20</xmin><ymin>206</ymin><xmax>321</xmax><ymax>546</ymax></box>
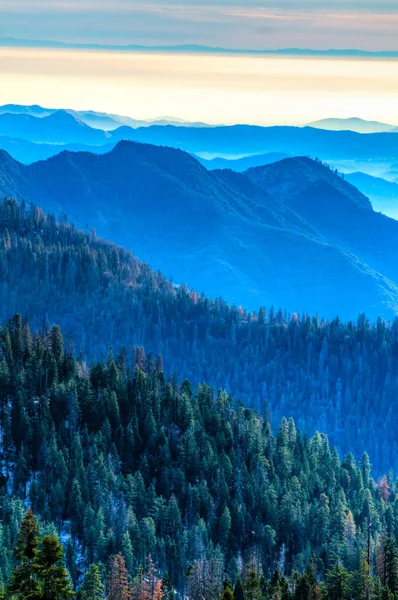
<box><xmin>121</xmin><ymin>532</ymin><xmax>134</xmax><ymax>577</ymax></box>
<box><xmin>36</xmin><ymin>533</ymin><xmax>74</xmax><ymax>600</ymax></box>
<box><xmin>245</xmin><ymin>567</ymin><xmax>261</xmax><ymax>600</ymax></box>
<box><xmin>351</xmin><ymin>553</ymin><xmax>372</xmax><ymax>600</ymax></box>
<box><xmin>154</xmin><ymin>580</ymin><xmax>164</xmax><ymax>600</ymax></box>
<box><xmin>78</xmin><ymin>564</ymin><xmax>104</xmax><ymax>600</ymax></box>
<box><xmin>234</xmin><ymin>579</ymin><xmax>245</xmax><ymax>600</ymax></box>
<box><xmin>379</xmin><ymin>535</ymin><xmax>398</xmax><ymax>595</ymax></box>
<box><xmin>108</xmin><ymin>554</ymin><xmax>130</xmax><ymax>600</ymax></box>
<box><xmin>372</xmin><ymin>577</ymin><xmax>383</xmax><ymax>600</ymax></box>
<box><xmin>326</xmin><ymin>557</ymin><xmax>351</xmax><ymax>600</ymax></box>
<box><xmin>161</xmin><ymin>572</ymin><xmax>173</xmax><ymax>600</ymax></box>
<box><xmin>219</xmin><ymin>507</ymin><xmax>232</xmax><ymax>547</ymax></box>
<box><xmin>7</xmin><ymin>509</ymin><xmax>42</xmax><ymax>600</ymax></box>
<box><xmin>221</xmin><ymin>585</ymin><xmax>235</xmax><ymax>600</ymax></box>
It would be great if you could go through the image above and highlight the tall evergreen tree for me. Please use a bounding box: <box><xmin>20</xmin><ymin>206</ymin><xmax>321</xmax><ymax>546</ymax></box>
<box><xmin>78</xmin><ymin>564</ymin><xmax>104</xmax><ymax>600</ymax></box>
<box><xmin>326</xmin><ymin>558</ymin><xmax>351</xmax><ymax>600</ymax></box>
<box><xmin>379</xmin><ymin>536</ymin><xmax>398</xmax><ymax>595</ymax></box>
<box><xmin>36</xmin><ymin>533</ymin><xmax>74</xmax><ymax>600</ymax></box>
<box><xmin>245</xmin><ymin>567</ymin><xmax>261</xmax><ymax>600</ymax></box>
<box><xmin>161</xmin><ymin>572</ymin><xmax>173</xmax><ymax>600</ymax></box>
<box><xmin>234</xmin><ymin>579</ymin><xmax>245</xmax><ymax>600</ymax></box>
<box><xmin>221</xmin><ymin>585</ymin><xmax>235</xmax><ymax>600</ymax></box>
<box><xmin>7</xmin><ymin>509</ymin><xmax>42</xmax><ymax>600</ymax></box>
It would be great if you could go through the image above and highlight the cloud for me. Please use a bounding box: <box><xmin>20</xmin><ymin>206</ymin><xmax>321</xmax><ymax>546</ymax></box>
<box><xmin>1</xmin><ymin>1</ymin><xmax>398</xmax><ymax>51</ymax></box>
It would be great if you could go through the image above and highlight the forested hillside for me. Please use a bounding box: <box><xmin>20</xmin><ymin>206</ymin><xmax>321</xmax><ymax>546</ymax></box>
<box><xmin>1</xmin><ymin>314</ymin><xmax>398</xmax><ymax>600</ymax></box>
<box><xmin>2</xmin><ymin>198</ymin><xmax>398</xmax><ymax>475</ymax></box>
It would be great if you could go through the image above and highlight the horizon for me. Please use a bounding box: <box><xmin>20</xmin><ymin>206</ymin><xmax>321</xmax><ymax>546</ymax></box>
<box><xmin>3</xmin><ymin>36</ymin><xmax>398</xmax><ymax>56</ymax></box>
<box><xmin>1</xmin><ymin>44</ymin><xmax>398</xmax><ymax>127</ymax></box>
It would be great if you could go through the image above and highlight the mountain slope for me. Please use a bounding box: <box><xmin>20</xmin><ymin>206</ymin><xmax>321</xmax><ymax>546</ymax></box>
<box><xmin>244</xmin><ymin>156</ymin><xmax>372</xmax><ymax>209</ymax></box>
<box><xmin>1</xmin><ymin>312</ymin><xmax>396</xmax><ymax>595</ymax></box>
<box><xmin>345</xmin><ymin>171</ymin><xmax>398</xmax><ymax>219</ymax></box>
<box><xmin>244</xmin><ymin>157</ymin><xmax>398</xmax><ymax>294</ymax></box>
<box><xmin>0</xmin><ymin>134</ymin><xmax>117</xmax><ymax>164</ymax></box>
<box><xmin>3</xmin><ymin>197</ymin><xmax>398</xmax><ymax>475</ymax></box>
<box><xmin>3</xmin><ymin>142</ymin><xmax>398</xmax><ymax>319</ymax></box>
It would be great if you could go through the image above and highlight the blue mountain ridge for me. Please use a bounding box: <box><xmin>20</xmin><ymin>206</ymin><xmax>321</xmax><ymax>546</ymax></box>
<box><xmin>1</xmin><ymin>140</ymin><xmax>398</xmax><ymax>320</ymax></box>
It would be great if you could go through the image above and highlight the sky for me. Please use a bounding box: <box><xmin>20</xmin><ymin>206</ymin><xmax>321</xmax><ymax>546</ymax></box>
<box><xmin>0</xmin><ymin>1</ymin><xmax>398</xmax><ymax>126</ymax></box>
<box><xmin>1</xmin><ymin>47</ymin><xmax>398</xmax><ymax>127</ymax></box>
<box><xmin>1</xmin><ymin>0</ymin><xmax>398</xmax><ymax>51</ymax></box>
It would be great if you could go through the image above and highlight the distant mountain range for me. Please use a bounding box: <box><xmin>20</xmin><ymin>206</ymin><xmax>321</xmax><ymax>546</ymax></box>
<box><xmin>0</xmin><ymin>111</ymin><xmax>111</xmax><ymax>145</ymax></box>
<box><xmin>0</xmin><ymin>104</ymin><xmax>212</xmax><ymax>131</ymax></box>
<box><xmin>3</xmin><ymin>37</ymin><xmax>398</xmax><ymax>58</ymax></box>
<box><xmin>0</xmin><ymin>104</ymin><xmax>397</xmax><ymax>230</ymax></box>
<box><xmin>3</xmin><ymin>109</ymin><xmax>398</xmax><ymax>167</ymax></box>
<box><xmin>3</xmin><ymin>104</ymin><xmax>397</xmax><ymax>137</ymax></box>
<box><xmin>197</xmin><ymin>152</ymin><xmax>290</xmax><ymax>171</ymax></box>
<box><xmin>2</xmin><ymin>141</ymin><xmax>398</xmax><ymax>319</ymax></box>
<box><xmin>112</xmin><ymin>124</ymin><xmax>398</xmax><ymax>160</ymax></box>
<box><xmin>307</xmin><ymin>117</ymin><xmax>398</xmax><ymax>134</ymax></box>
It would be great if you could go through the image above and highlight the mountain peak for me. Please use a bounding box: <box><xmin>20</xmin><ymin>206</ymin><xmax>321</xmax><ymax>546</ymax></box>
<box><xmin>46</xmin><ymin>109</ymin><xmax>88</xmax><ymax>127</ymax></box>
<box><xmin>107</xmin><ymin>139</ymin><xmax>212</xmax><ymax>183</ymax></box>
<box><xmin>245</xmin><ymin>155</ymin><xmax>372</xmax><ymax>211</ymax></box>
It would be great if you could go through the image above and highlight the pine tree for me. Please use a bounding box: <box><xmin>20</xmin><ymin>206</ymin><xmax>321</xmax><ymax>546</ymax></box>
<box><xmin>132</xmin><ymin>555</ymin><xmax>161</xmax><ymax>600</ymax></box>
<box><xmin>7</xmin><ymin>509</ymin><xmax>42</xmax><ymax>600</ymax></box>
<box><xmin>221</xmin><ymin>585</ymin><xmax>234</xmax><ymax>600</ymax></box>
<box><xmin>351</xmin><ymin>553</ymin><xmax>372</xmax><ymax>600</ymax></box>
<box><xmin>50</xmin><ymin>325</ymin><xmax>64</xmax><ymax>363</ymax></box>
<box><xmin>234</xmin><ymin>579</ymin><xmax>245</xmax><ymax>600</ymax></box>
<box><xmin>121</xmin><ymin>532</ymin><xmax>134</xmax><ymax>577</ymax></box>
<box><xmin>143</xmin><ymin>555</ymin><xmax>160</xmax><ymax>599</ymax></box>
<box><xmin>78</xmin><ymin>564</ymin><xmax>104</xmax><ymax>600</ymax></box>
<box><xmin>245</xmin><ymin>567</ymin><xmax>261</xmax><ymax>600</ymax></box>
<box><xmin>108</xmin><ymin>554</ymin><xmax>131</xmax><ymax>600</ymax></box>
<box><xmin>36</xmin><ymin>533</ymin><xmax>74</xmax><ymax>600</ymax></box>
<box><xmin>372</xmin><ymin>577</ymin><xmax>383</xmax><ymax>600</ymax></box>
<box><xmin>219</xmin><ymin>507</ymin><xmax>232</xmax><ymax>548</ymax></box>
<box><xmin>379</xmin><ymin>536</ymin><xmax>398</xmax><ymax>595</ymax></box>
<box><xmin>154</xmin><ymin>580</ymin><xmax>164</xmax><ymax>600</ymax></box>
<box><xmin>270</xmin><ymin>570</ymin><xmax>290</xmax><ymax>600</ymax></box>
<box><xmin>161</xmin><ymin>572</ymin><xmax>173</xmax><ymax>600</ymax></box>
<box><xmin>326</xmin><ymin>557</ymin><xmax>351</xmax><ymax>600</ymax></box>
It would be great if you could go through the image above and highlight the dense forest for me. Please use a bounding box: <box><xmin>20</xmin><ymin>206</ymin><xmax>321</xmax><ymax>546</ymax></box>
<box><xmin>2</xmin><ymin>198</ymin><xmax>398</xmax><ymax>473</ymax></box>
<box><xmin>1</xmin><ymin>315</ymin><xmax>398</xmax><ymax>599</ymax></box>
